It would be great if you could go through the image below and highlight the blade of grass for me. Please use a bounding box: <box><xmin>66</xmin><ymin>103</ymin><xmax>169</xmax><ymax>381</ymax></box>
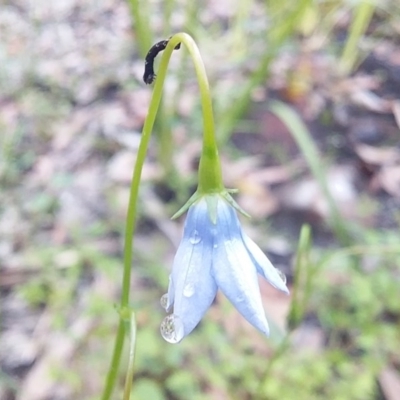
<box><xmin>218</xmin><ymin>0</ymin><xmax>313</xmax><ymax>145</ymax></box>
<box><xmin>287</xmin><ymin>224</ymin><xmax>312</xmax><ymax>331</ymax></box>
<box><xmin>339</xmin><ymin>1</ymin><xmax>376</xmax><ymax>75</ymax></box>
<box><xmin>162</xmin><ymin>0</ymin><xmax>175</xmax><ymax>36</ymax></box>
<box><xmin>128</xmin><ymin>0</ymin><xmax>153</xmax><ymax>58</ymax></box>
<box><xmin>269</xmin><ymin>101</ymin><xmax>352</xmax><ymax>246</ymax></box>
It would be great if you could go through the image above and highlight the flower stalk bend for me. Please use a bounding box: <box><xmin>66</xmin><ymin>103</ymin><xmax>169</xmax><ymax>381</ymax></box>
<box><xmin>101</xmin><ymin>32</ymin><xmax>222</xmax><ymax>400</ymax></box>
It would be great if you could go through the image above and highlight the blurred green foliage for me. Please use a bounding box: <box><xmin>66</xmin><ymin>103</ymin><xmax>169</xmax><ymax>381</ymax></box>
<box><xmin>14</xmin><ymin>225</ymin><xmax>400</xmax><ymax>399</ymax></box>
<box><xmin>1</xmin><ymin>0</ymin><xmax>400</xmax><ymax>399</ymax></box>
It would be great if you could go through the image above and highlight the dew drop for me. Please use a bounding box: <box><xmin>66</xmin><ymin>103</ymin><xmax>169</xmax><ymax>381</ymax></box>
<box><xmin>189</xmin><ymin>230</ymin><xmax>201</xmax><ymax>245</ymax></box>
<box><xmin>160</xmin><ymin>293</ymin><xmax>169</xmax><ymax>311</ymax></box>
<box><xmin>213</xmin><ymin>243</ymin><xmax>218</xmax><ymax>249</ymax></box>
<box><xmin>183</xmin><ymin>283</ymin><xmax>195</xmax><ymax>298</ymax></box>
<box><xmin>276</xmin><ymin>268</ymin><xmax>287</xmax><ymax>284</ymax></box>
<box><xmin>160</xmin><ymin>314</ymin><xmax>184</xmax><ymax>344</ymax></box>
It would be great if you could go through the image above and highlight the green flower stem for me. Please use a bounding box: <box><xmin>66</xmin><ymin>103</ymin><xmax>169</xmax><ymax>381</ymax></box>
<box><xmin>101</xmin><ymin>32</ymin><xmax>221</xmax><ymax>400</ymax></box>
<box><xmin>101</xmin><ymin>319</ymin><xmax>125</xmax><ymax>400</ymax></box>
<box><xmin>128</xmin><ymin>0</ymin><xmax>174</xmax><ymax>178</ymax></box>
<box><xmin>167</xmin><ymin>34</ymin><xmax>223</xmax><ymax>194</ymax></box>
<box><xmin>123</xmin><ymin>313</ymin><xmax>137</xmax><ymax>400</ymax></box>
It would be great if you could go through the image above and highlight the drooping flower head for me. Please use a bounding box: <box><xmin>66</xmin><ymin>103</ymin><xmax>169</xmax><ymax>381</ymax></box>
<box><xmin>160</xmin><ymin>193</ymin><xmax>289</xmax><ymax>343</ymax></box>
<box><xmin>136</xmin><ymin>33</ymin><xmax>289</xmax><ymax>344</ymax></box>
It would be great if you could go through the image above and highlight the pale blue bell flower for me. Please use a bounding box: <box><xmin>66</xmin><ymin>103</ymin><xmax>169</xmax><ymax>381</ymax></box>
<box><xmin>160</xmin><ymin>194</ymin><xmax>289</xmax><ymax>343</ymax></box>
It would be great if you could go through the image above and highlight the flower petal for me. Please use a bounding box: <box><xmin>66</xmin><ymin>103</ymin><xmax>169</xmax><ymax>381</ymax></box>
<box><xmin>211</xmin><ymin>200</ymin><xmax>270</xmax><ymax>335</ymax></box>
<box><xmin>167</xmin><ymin>199</ymin><xmax>217</xmax><ymax>339</ymax></box>
<box><xmin>242</xmin><ymin>233</ymin><xmax>289</xmax><ymax>294</ymax></box>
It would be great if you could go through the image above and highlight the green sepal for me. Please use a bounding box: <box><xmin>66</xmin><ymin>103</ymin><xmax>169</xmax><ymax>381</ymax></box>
<box><xmin>221</xmin><ymin>191</ymin><xmax>251</xmax><ymax>219</ymax></box>
<box><xmin>172</xmin><ymin>189</ymin><xmax>251</xmax><ymax>221</ymax></box>
<box><xmin>171</xmin><ymin>191</ymin><xmax>202</xmax><ymax>219</ymax></box>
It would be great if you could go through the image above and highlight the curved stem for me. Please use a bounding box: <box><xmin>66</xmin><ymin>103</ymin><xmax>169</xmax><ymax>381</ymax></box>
<box><xmin>101</xmin><ymin>32</ymin><xmax>222</xmax><ymax>400</ymax></box>
<box><xmin>167</xmin><ymin>34</ymin><xmax>223</xmax><ymax>194</ymax></box>
<box><xmin>100</xmin><ymin>44</ymin><xmax>171</xmax><ymax>398</ymax></box>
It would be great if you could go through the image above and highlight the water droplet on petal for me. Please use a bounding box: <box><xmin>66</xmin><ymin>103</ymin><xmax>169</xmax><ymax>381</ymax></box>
<box><xmin>213</xmin><ymin>243</ymin><xmax>218</xmax><ymax>249</ymax></box>
<box><xmin>183</xmin><ymin>283</ymin><xmax>195</xmax><ymax>298</ymax></box>
<box><xmin>189</xmin><ymin>230</ymin><xmax>201</xmax><ymax>245</ymax></box>
<box><xmin>160</xmin><ymin>293</ymin><xmax>169</xmax><ymax>311</ymax></box>
<box><xmin>276</xmin><ymin>268</ymin><xmax>287</xmax><ymax>284</ymax></box>
<box><xmin>160</xmin><ymin>314</ymin><xmax>184</xmax><ymax>344</ymax></box>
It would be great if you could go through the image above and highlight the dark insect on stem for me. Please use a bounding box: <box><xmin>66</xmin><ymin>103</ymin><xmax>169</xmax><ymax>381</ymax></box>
<box><xmin>143</xmin><ymin>38</ymin><xmax>181</xmax><ymax>84</ymax></box>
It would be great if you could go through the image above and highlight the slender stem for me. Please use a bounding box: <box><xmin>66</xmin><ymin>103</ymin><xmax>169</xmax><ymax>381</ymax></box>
<box><xmin>100</xmin><ymin>43</ymin><xmax>173</xmax><ymax>400</ymax></box>
<box><xmin>101</xmin><ymin>32</ymin><xmax>221</xmax><ymax>400</ymax></box>
<box><xmin>166</xmin><ymin>34</ymin><xmax>223</xmax><ymax>193</ymax></box>
<box><xmin>130</xmin><ymin>0</ymin><xmax>174</xmax><ymax>179</ymax></box>
<box><xmin>123</xmin><ymin>314</ymin><xmax>137</xmax><ymax>400</ymax></box>
<box><xmin>101</xmin><ymin>320</ymin><xmax>125</xmax><ymax>400</ymax></box>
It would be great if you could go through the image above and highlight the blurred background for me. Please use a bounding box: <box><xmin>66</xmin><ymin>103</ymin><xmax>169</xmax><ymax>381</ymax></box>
<box><xmin>1</xmin><ymin>0</ymin><xmax>400</xmax><ymax>399</ymax></box>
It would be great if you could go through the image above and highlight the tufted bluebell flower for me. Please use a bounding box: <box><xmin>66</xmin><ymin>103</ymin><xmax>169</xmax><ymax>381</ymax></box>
<box><xmin>160</xmin><ymin>193</ymin><xmax>289</xmax><ymax>343</ymax></box>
